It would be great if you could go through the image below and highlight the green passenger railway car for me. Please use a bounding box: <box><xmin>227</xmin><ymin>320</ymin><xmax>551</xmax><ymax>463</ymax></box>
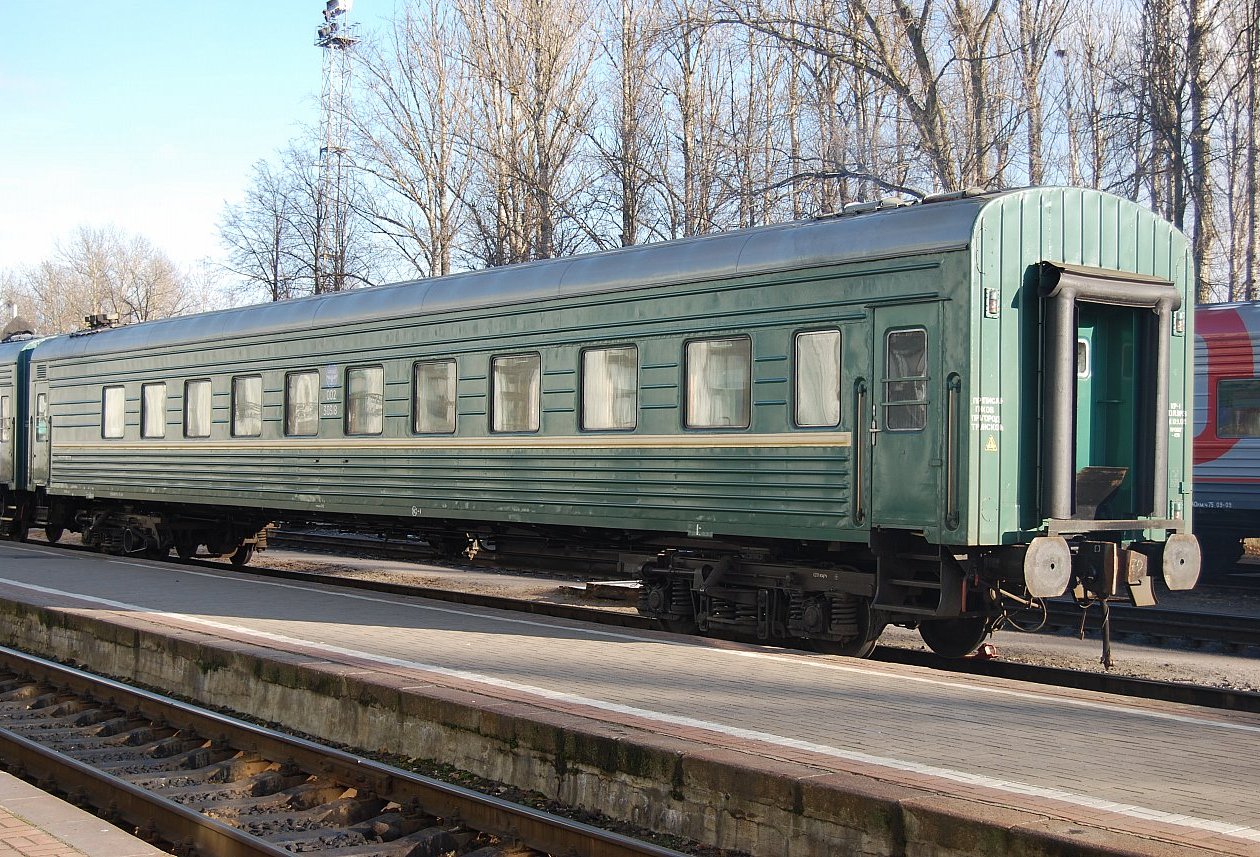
<box><xmin>0</xmin><ymin>187</ymin><xmax>1200</xmax><ymax>657</ymax></box>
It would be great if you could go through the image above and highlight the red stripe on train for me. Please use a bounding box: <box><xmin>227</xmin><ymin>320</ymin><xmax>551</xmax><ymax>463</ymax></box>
<box><xmin>1194</xmin><ymin>306</ymin><xmax>1253</xmax><ymax>465</ymax></box>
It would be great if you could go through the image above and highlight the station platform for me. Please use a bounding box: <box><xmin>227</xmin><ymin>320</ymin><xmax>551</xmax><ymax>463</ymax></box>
<box><xmin>0</xmin><ymin>538</ymin><xmax>1257</xmax><ymax>857</ymax></box>
<box><xmin>0</xmin><ymin>771</ymin><xmax>166</xmax><ymax>857</ymax></box>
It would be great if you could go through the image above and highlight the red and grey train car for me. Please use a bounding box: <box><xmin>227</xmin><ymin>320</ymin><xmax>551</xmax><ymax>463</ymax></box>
<box><xmin>1194</xmin><ymin>302</ymin><xmax>1260</xmax><ymax>573</ymax></box>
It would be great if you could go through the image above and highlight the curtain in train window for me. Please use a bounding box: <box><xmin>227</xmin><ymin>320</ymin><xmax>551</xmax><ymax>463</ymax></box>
<box><xmin>492</xmin><ymin>354</ymin><xmax>541</xmax><ymax>433</ymax></box>
<box><xmin>232</xmin><ymin>375</ymin><xmax>263</xmax><ymax>437</ymax></box>
<box><xmin>582</xmin><ymin>346</ymin><xmax>638</xmax><ymax>430</ymax></box>
<box><xmin>686</xmin><ymin>337</ymin><xmax>751</xmax><ymax>429</ymax></box>
<box><xmin>286</xmin><ymin>371</ymin><xmax>320</xmax><ymax>437</ymax></box>
<box><xmin>141</xmin><ymin>383</ymin><xmax>167</xmax><ymax>438</ymax></box>
<box><xmin>794</xmin><ymin>330</ymin><xmax>842</xmax><ymax>427</ymax></box>
<box><xmin>346</xmin><ymin>366</ymin><xmax>384</xmax><ymax>435</ymax></box>
<box><xmin>185</xmin><ymin>380</ymin><xmax>212</xmax><ymax>438</ymax></box>
<box><xmin>102</xmin><ymin>386</ymin><xmax>125</xmax><ymax>439</ymax></box>
<box><xmin>413</xmin><ymin>360</ymin><xmax>457</xmax><ymax>434</ymax></box>
<box><xmin>1217</xmin><ymin>379</ymin><xmax>1260</xmax><ymax>438</ymax></box>
<box><xmin>0</xmin><ymin>396</ymin><xmax>9</xmax><ymax>443</ymax></box>
<box><xmin>884</xmin><ymin>328</ymin><xmax>928</xmax><ymax>431</ymax></box>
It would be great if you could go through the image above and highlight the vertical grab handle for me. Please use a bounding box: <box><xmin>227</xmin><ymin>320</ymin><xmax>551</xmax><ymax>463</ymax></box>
<box><xmin>945</xmin><ymin>373</ymin><xmax>962</xmax><ymax>530</ymax></box>
<box><xmin>853</xmin><ymin>379</ymin><xmax>868</xmax><ymax>526</ymax></box>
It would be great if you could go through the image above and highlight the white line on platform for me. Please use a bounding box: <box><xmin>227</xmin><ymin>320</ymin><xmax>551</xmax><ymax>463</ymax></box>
<box><xmin>2</xmin><ymin>550</ymin><xmax>1258</xmax><ymax>844</ymax></box>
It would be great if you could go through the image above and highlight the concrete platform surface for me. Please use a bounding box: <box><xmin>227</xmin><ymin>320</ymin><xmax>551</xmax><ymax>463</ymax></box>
<box><xmin>0</xmin><ymin>540</ymin><xmax>1257</xmax><ymax>856</ymax></box>
<box><xmin>0</xmin><ymin>771</ymin><xmax>166</xmax><ymax>857</ymax></box>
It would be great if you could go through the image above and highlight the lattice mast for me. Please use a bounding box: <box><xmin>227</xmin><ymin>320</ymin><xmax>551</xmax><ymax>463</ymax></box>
<box><xmin>315</xmin><ymin>0</ymin><xmax>358</xmax><ymax>292</ymax></box>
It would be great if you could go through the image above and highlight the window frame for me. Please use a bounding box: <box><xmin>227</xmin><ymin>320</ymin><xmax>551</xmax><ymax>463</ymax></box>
<box><xmin>141</xmin><ymin>382</ymin><xmax>167</xmax><ymax>439</ymax></box>
<box><xmin>792</xmin><ymin>328</ymin><xmax>843</xmax><ymax>429</ymax></box>
<box><xmin>231</xmin><ymin>374</ymin><xmax>264</xmax><ymax>438</ymax></box>
<box><xmin>411</xmin><ymin>359</ymin><xmax>458</xmax><ymax>435</ymax></box>
<box><xmin>344</xmin><ymin>364</ymin><xmax>385</xmax><ymax>437</ymax></box>
<box><xmin>683</xmin><ymin>335</ymin><xmax>753</xmax><ymax>430</ymax></box>
<box><xmin>0</xmin><ymin>395</ymin><xmax>10</xmax><ymax>444</ymax></box>
<box><xmin>1216</xmin><ymin>378</ymin><xmax>1260</xmax><ymax>439</ymax></box>
<box><xmin>579</xmin><ymin>344</ymin><xmax>639</xmax><ymax>432</ymax></box>
<box><xmin>102</xmin><ymin>385</ymin><xmax>126</xmax><ymax>439</ymax></box>
<box><xmin>284</xmin><ymin>370</ymin><xmax>321</xmax><ymax>437</ymax></box>
<box><xmin>490</xmin><ymin>352</ymin><xmax>542</xmax><ymax>434</ymax></box>
<box><xmin>882</xmin><ymin>326</ymin><xmax>929</xmax><ymax>433</ymax></box>
<box><xmin>184</xmin><ymin>379</ymin><xmax>212</xmax><ymax>439</ymax></box>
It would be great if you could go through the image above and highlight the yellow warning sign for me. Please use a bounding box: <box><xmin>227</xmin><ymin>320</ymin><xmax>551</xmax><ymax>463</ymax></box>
<box><xmin>984</xmin><ymin>435</ymin><xmax>998</xmax><ymax>452</ymax></box>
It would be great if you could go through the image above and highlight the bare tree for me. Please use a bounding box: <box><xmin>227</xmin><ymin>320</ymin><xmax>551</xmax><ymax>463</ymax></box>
<box><xmin>657</xmin><ymin>0</ymin><xmax>732</xmax><ymax>236</ymax></box>
<box><xmin>592</xmin><ymin>0</ymin><xmax>670</xmax><ymax>246</ymax></box>
<box><xmin>458</xmin><ymin>0</ymin><xmax>600</xmax><ymax>265</ymax></box>
<box><xmin>350</xmin><ymin>0</ymin><xmax>473</xmax><ymax>277</ymax></box>
<box><xmin>14</xmin><ymin>226</ymin><xmax>198</xmax><ymax>333</ymax></box>
<box><xmin>220</xmin><ymin>159</ymin><xmax>304</xmax><ymax>302</ymax></box>
<box><xmin>221</xmin><ymin>142</ymin><xmax>380</xmax><ymax>301</ymax></box>
<box><xmin>1005</xmin><ymin>0</ymin><xmax>1071</xmax><ymax>185</ymax></box>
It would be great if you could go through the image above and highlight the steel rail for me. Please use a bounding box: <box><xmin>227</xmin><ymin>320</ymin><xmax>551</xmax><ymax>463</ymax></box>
<box><xmin>0</xmin><ymin>645</ymin><xmax>690</xmax><ymax>857</ymax></box>
<box><xmin>271</xmin><ymin>530</ymin><xmax>1260</xmax><ymax>652</ymax></box>
<box><xmin>0</xmin><ymin>726</ymin><xmax>289</xmax><ymax>857</ymax></box>
<box><xmin>1043</xmin><ymin>600</ymin><xmax>1260</xmax><ymax>648</ymax></box>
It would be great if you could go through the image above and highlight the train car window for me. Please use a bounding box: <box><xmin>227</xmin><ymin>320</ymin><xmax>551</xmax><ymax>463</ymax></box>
<box><xmin>346</xmin><ymin>366</ymin><xmax>384</xmax><ymax>436</ymax></box>
<box><xmin>581</xmin><ymin>346</ymin><xmax>638</xmax><ymax>431</ymax></box>
<box><xmin>413</xmin><ymin>360</ymin><xmax>457</xmax><ymax>434</ymax></box>
<box><xmin>794</xmin><ymin>330</ymin><xmax>842</xmax><ymax>427</ymax></box>
<box><xmin>285</xmin><ymin>371</ymin><xmax>320</xmax><ymax>437</ymax></box>
<box><xmin>141</xmin><ymin>383</ymin><xmax>167</xmax><ymax>439</ymax></box>
<box><xmin>102</xmin><ymin>386</ymin><xmax>125</xmax><ymax>439</ymax></box>
<box><xmin>35</xmin><ymin>393</ymin><xmax>48</xmax><ymax>442</ymax></box>
<box><xmin>1217</xmin><ymin>379</ymin><xmax>1260</xmax><ymax>438</ymax></box>
<box><xmin>884</xmin><ymin>328</ymin><xmax>928</xmax><ymax>431</ymax></box>
<box><xmin>232</xmin><ymin>375</ymin><xmax>263</xmax><ymax>437</ymax></box>
<box><xmin>685</xmin><ymin>337</ymin><xmax>751</xmax><ymax>429</ymax></box>
<box><xmin>491</xmin><ymin>354</ymin><xmax>541</xmax><ymax>433</ymax></box>
<box><xmin>0</xmin><ymin>396</ymin><xmax>9</xmax><ymax>443</ymax></box>
<box><xmin>184</xmin><ymin>380</ymin><xmax>212</xmax><ymax>438</ymax></box>
<box><xmin>1076</xmin><ymin>337</ymin><xmax>1091</xmax><ymax>378</ymax></box>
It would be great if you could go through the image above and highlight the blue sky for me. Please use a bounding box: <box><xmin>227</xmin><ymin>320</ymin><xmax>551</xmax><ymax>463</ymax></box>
<box><xmin>2</xmin><ymin>2</ymin><xmax>378</xmax><ymax>274</ymax></box>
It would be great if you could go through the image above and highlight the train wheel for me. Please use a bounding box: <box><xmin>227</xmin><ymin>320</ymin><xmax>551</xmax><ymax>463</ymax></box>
<box><xmin>812</xmin><ymin>634</ymin><xmax>879</xmax><ymax>658</ymax></box>
<box><xmin>229</xmin><ymin>544</ymin><xmax>254</xmax><ymax>567</ymax></box>
<box><xmin>811</xmin><ymin>598</ymin><xmax>882</xmax><ymax>658</ymax></box>
<box><xmin>918</xmin><ymin>616</ymin><xmax>991</xmax><ymax>658</ymax></box>
<box><xmin>44</xmin><ymin>525</ymin><xmax>63</xmax><ymax>544</ymax></box>
<box><xmin>175</xmin><ymin>541</ymin><xmax>197</xmax><ymax>560</ymax></box>
<box><xmin>9</xmin><ymin>506</ymin><xmax>28</xmax><ymax>543</ymax></box>
<box><xmin>659</xmin><ymin>617</ymin><xmax>700</xmax><ymax>635</ymax></box>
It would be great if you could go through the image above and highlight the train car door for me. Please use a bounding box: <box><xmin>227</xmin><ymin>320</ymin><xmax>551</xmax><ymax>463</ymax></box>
<box><xmin>1075</xmin><ymin>305</ymin><xmax>1140</xmax><ymax>517</ymax></box>
<box><xmin>869</xmin><ymin>303</ymin><xmax>942</xmax><ymax>529</ymax></box>
<box><xmin>0</xmin><ymin>383</ymin><xmax>12</xmax><ymax>486</ymax></box>
<box><xmin>29</xmin><ymin>378</ymin><xmax>49</xmax><ymax>489</ymax></box>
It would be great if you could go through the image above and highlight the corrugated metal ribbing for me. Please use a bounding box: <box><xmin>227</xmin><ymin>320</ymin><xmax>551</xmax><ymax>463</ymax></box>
<box><xmin>50</xmin><ymin>447</ymin><xmax>851</xmax><ymax>540</ymax></box>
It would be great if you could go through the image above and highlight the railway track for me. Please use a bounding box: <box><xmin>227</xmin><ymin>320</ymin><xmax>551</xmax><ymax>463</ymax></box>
<box><xmin>1042</xmin><ymin>599</ymin><xmax>1260</xmax><ymax>649</ymax></box>
<box><xmin>268</xmin><ymin>529</ymin><xmax>626</xmax><ymax>580</ymax></box>
<box><xmin>270</xmin><ymin>529</ymin><xmax>1260</xmax><ymax>652</ymax></box>
<box><xmin>0</xmin><ymin>645</ymin><xmax>691</xmax><ymax>857</ymax></box>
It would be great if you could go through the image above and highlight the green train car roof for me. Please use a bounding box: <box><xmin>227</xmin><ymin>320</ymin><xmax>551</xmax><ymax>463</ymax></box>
<box><xmin>27</xmin><ymin>188</ymin><xmax>1165</xmax><ymax>361</ymax></box>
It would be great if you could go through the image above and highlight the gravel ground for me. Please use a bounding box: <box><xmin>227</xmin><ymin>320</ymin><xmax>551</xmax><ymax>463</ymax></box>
<box><xmin>245</xmin><ymin>546</ymin><xmax>1260</xmax><ymax>695</ymax></box>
